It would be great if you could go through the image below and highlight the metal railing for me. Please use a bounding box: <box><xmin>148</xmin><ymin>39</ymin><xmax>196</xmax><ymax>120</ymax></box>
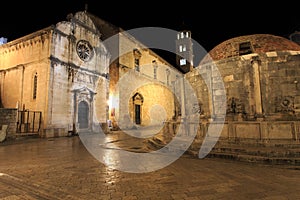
<box><xmin>17</xmin><ymin>110</ymin><xmax>42</xmax><ymax>134</ymax></box>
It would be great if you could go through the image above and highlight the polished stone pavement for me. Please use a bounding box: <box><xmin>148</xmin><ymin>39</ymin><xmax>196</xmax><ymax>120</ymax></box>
<box><xmin>0</xmin><ymin>132</ymin><xmax>300</xmax><ymax>200</ymax></box>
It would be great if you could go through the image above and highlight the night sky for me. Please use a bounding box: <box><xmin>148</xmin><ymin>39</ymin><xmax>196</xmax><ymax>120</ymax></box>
<box><xmin>1</xmin><ymin>1</ymin><xmax>300</xmax><ymax>66</ymax></box>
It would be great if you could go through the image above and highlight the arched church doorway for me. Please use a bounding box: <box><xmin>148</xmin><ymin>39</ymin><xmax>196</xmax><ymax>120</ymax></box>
<box><xmin>135</xmin><ymin>104</ymin><xmax>141</xmax><ymax>124</ymax></box>
<box><xmin>132</xmin><ymin>93</ymin><xmax>143</xmax><ymax>125</ymax></box>
<box><xmin>78</xmin><ymin>101</ymin><xmax>89</xmax><ymax>129</ymax></box>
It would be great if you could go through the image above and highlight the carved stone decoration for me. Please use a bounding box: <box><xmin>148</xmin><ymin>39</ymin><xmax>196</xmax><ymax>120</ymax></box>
<box><xmin>67</xmin><ymin>66</ymin><xmax>78</xmax><ymax>82</ymax></box>
<box><xmin>226</xmin><ymin>97</ymin><xmax>245</xmax><ymax>114</ymax></box>
<box><xmin>76</xmin><ymin>40</ymin><xmax>94</xmax><ymax>61</ymax></box>
<box><xmin>192</xmin><ymin>102</ymin><xmax>203</xmax><ymax>114</ymax></box>
<box><xmin>133</xmin><ymin>48</ymin><xmax>142</xmax><ymax>59</ymax></box>
<box><xmin>275</xmin><ymin>96</ymin><xmax>295</xmax><ymax>113</ymax></box>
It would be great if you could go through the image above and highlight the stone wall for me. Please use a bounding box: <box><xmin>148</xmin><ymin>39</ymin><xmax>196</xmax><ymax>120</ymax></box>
<box><xmin>119</xmin><ymin>33</ymin><xmax>181</xmax><ymax>84</ymax></box>
<box><xmin>162</xmin><ymin>120</ymin><xmax>300</xmax><ymax>144</ymax></box>
<box><xmin>185</xmin><ymin>51</ymin><xmax>300</xmax><ymax>121</ymax></box>
<box><xmin>0</xmin><ymin>28</ymin><xmax>52</xmax><ymax>136</ymax></box>
<box><xmin>116</xmin><ymin>70</ymin><xmax>177</xmax><ymax>129</ymax></box>
<box><xmin>0</xmin><ymin>108</ymin><xmax>17</xmax><ymax>138</ymax></box>
<box><xmin>108</xmin><ymin>32</ymin><xmax>183</xmax><ymax>129</ymax></box>
<box><xmin>0</xmin><ymin>29</ymin><xmax>51</xmax><ymax>109</ymax></box>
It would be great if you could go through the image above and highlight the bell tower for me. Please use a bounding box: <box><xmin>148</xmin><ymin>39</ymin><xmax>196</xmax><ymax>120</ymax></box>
<box><xmin>175</xmin><ymin>30</ymin><xmax>194</xmax><ymax>73</ymax></box>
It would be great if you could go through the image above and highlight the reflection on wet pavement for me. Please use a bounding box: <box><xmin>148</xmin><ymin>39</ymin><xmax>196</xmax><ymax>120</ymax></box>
<box><xmin>101</xmin><ymin>130</ymin><xmax>154</xmax><ymax>152</ymax></box>
<box><xmin>0</xmin><ymin>131</ymin><xmax>300</xmax><ymax>199</ymax></box>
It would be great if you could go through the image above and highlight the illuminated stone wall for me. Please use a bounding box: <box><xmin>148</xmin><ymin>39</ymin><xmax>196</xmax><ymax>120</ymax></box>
<box><xmin>0</xmin><ymin>11</ymin><xmax>111</xmax><ymax>137</ymax></box>
<box><xmin>186</xmin><ymin>51</ymin><xmax>300</xmax><ymax>122</ymax></box>
<box><xmin>116</xmin><ymin>71</ymin><xmax>177</xmax><ymax>128</ymax></box>
<box><xmin>108</xmin><ymin>32</ymin><xmax>183</xmax><ymax>129</ymax></box>
<box><xmin>183</xmin><ymin>49</ymin><xmax>300</xmax><ymax>141</ymax></box>
<box><xmin>0</xmin><ymin>29</ymin><xmax>52</xmax><ymax>134</ymax></box>
<box><xmin>0</xmin><ymin>108</ymin><xmax>17</xmax><ymax>138</ymax></box>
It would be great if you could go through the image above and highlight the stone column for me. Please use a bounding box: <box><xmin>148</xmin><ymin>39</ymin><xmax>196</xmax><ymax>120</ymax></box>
<box><xmin>89</xmin><ymin>91</ymin><xmax>95</xmax><ymax>132</ymax></box>
<box><xmin>180</xmin><ymin>77</ymin><xmax>186</xmax><ymax>118</ymax></box>
<box><xmin>251</xmin><ymin>56</ymin><xmax>263</xmax><ymax>119</ymax></box>
<box><xmin>180</xmin><ymin>76</ymin><xmax>187</xmax><ymax>135</ymax></box>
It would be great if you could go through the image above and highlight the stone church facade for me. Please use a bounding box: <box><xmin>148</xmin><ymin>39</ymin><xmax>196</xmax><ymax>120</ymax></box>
<box><xmin>0</xmin><ymin>11</ymin><xmax>111</xmax><ymax>137</ymax></box>
<box><xmin>0</xmin><ymin>10</ymin><xmax>182</xmax><ymax>138</ymax></box>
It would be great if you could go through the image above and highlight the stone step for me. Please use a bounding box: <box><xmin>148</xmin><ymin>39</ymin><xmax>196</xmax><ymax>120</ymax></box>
<box><xmin>209</xmin><ymin>146</ymin><xmax>300</xmax><ymax>158</ymax></box>
<box><xmin>147</xmin><ymin>136</ymin><xmax>300</xmax><ymax>167</ymax></box>
<box><xmin>206</xmin><ymin>152</ymin><xmax>300</xmax><ymax>166</ymax></box>
<box><xmin>218</xmin><ymin>141</ymin><xmax>300</xmax><ymax>148</ymax></box>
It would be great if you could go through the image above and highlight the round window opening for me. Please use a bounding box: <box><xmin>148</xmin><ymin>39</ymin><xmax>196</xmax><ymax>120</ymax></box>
<box><xmin>76</xmin><ymin>40</ymin><xmax>94</xmax><ymax>61</ymax></box>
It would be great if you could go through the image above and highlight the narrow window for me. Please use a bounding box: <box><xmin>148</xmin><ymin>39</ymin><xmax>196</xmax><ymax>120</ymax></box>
<box><xmin>179</xmin><ymin>45</ymin><xmax>183</xmax><ymax>52</ymax></box>
<box><xmin>180</xmin><ymin>58</ymin><xmax>186</xmax><ymax>66</ymax></box>
<box><xmin>135</xmin><ymin>58</ymin><xmax>140</xmax><ymax>72</ymax></box>
<box><xmin>33</xmin><ymin>73</ymin><xmax>37</xmax><ymax>99</ymax></box>
<box><xmin>133</xmin><ymin>48</ymin><xmax>141</xmax><ymax>72</ymax></box>
<box><xmin>153</xmin><ymin>60</ymin><xmax>158</xmax><ymax>79</ymax></box>
<box><xmin>166</xmin><ymin>69</ymin><xmax>170</xmax><ymax>85</ymax></box>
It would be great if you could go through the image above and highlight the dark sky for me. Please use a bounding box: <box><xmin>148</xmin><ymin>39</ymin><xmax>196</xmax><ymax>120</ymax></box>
<box><xmin>1</xmin><ymin>1</ymin><xmax>300</xmax><ymax>66</ymax></box>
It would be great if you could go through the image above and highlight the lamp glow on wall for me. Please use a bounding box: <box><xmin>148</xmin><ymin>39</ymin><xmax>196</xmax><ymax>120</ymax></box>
<box><xmin>108</xmin><ymin>93</ymin><xmax>119</xmax><ymax>117</ymax></box>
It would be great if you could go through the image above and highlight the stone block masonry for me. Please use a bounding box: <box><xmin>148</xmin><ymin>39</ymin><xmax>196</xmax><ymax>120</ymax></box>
<box><xmin>0</xmin><ymin>108</ymin><xmax>17</xmax><ymax>139</ymax></box>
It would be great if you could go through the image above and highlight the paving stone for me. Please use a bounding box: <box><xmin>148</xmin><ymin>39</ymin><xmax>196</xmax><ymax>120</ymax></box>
<box><xmin>0</xmin><ymin>134</ymin><xmax>300</xmax><ymax>199</ymax></box>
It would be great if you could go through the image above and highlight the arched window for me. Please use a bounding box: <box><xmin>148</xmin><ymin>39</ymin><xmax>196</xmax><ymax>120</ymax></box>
<box><xmin>152</xmin><ymin>60</ymin><xmax>158</xmax><ymax>79</ymax></box>
<box><xmin>33</xmin><ymin>73</ymin><xmax>37</xmax><ymax>99</ymax></box>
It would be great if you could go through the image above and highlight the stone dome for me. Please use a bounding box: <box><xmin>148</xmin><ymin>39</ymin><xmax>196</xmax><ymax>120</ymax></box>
<box><xmin>201</xmin><ymin>34</ymin><xmax>300</xmax><ymax>63</ymax></box>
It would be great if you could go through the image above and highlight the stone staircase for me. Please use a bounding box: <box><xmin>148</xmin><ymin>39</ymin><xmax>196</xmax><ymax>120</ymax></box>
<box><xmin>148</xmin><ymin>136</ymin><xmax>300</xmax><ymax>169</ymax></box>
<box><xmin>197</xmin><ymin>141</ymin><xmax>300</xmax><ymax>168</ymax></box>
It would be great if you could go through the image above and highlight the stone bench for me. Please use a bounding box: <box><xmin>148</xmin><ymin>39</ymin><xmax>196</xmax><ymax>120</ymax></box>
<box><xmin>0</xmin><ymin>125</ymin><xmax>8</xmax><ymax>142</ymax></box>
